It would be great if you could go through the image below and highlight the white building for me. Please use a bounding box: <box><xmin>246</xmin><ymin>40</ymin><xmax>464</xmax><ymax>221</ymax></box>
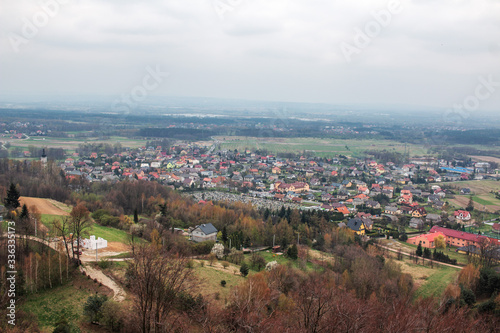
<box><xmin>82</xmin><ymin>235</ymin><xmax>108</xmax><ymax>250</ymax></box>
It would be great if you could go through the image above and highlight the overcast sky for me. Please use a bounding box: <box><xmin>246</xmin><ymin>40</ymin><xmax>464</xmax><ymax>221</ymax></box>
<box><xmin>1</xmin><ymin>0</ymin><xmax>499</xmax><ymax>111</ymax></box>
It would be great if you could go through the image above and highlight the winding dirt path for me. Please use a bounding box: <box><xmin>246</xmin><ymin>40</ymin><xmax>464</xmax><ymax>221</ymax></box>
<box><xmin>79</xmin><ymin>264</ymin><xmax>126</xmax><ymax>302</ymax></box>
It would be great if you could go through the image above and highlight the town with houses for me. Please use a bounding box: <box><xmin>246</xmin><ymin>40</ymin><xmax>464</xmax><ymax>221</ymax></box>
<box><xmin>48</xmin><ymin>141</ymin><xmax>500</xmax><ymax>253</ymax></box>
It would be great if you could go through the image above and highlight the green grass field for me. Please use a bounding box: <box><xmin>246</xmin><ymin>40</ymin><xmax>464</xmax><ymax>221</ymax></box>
<box><xmin>21</xmin><ymin>273</ymin><xmax>107</xmax><ymax>331</ymax></box>
<box><xmin>91</xmin><ymin>224</ymin><xmax>132</xmax><ymax>243</ymax></box>
<box><xmin>472</xmin><ymin>196</ymin><xmax>497</xmax><ymax>206</ymax></box>
<box><xmin>216</xmin><ymin>136</ymin><xmax>430</xmax><ymax>158</ymax></box>
<box><xmin>41</xmin><ymin>214</ymin><xmax>136</xmax><ymax>244</ymax></box>
<box><xmin>193</xmin><ymin>264</ymin><xmax>245</xmax><ymax>300</ymax></box>
<box><xmin>245</xmin><ymin>250</ymin><xmax>317</xmax><ymax>271</ymax></box>
<box><xmin>7</xmin><ymin>135</ymin><xmax>148</xmax><ymax>158</ymax></box>
<box><xmin>413</xmin><ymin>265</ymin><xmax>459</xmax><ymax>299</ymax></box>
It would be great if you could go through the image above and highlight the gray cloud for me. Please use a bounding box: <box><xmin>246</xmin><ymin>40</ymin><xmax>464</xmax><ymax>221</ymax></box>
<box><xmin>0</xmin><ymin>0</ymin><xmax>499</xmax><ymax>111</ymax></box>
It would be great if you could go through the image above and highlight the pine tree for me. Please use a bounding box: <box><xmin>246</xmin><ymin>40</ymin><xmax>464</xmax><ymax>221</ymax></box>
<box><xmin>4</xmin><ymin>182</ymin><xmax>20</xmax><ymax>211</ymax></box>
<box><xmin>19</xmin><ymin>204</ymin><xmax>29</xmax><ymax>219</ymax></box>
<box><xmin>240</xmin><ymin>262</ymin><xmax>249</xmax><ymax>277</ymax></box>
<box><xmin>287</xmin><ymin>244</ymin><xmax>298</xmax><ymax>260</ymax></box>
<box><xmin>466</xmin><ymin>196</ymin><xmax>474</xmax><ymax>212</ymax></box>
<box><xmin>222</xmin><ymin>226</ymin><xmax>228</xmax><ymax>244</ymax></box>
<box><xmin>133</xmin><ymin>209</ymin><xmax>139</xmax><ymax>223</ymax></box>
<box><xmin>416</xmin><ymin>243</ymin><xmax>423</xmax><ymax>257</ymax></box>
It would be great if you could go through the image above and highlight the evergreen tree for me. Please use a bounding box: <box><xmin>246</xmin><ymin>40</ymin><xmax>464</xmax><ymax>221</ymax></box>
<box><xmin>466</xmin><ymin>196</ymin><xmax>474</xmax><ymax>212</ymax></box>
<box><xmin>19</xmin><ymin>204</ymin><xmax>29</xmax><ymax>220</ymax></box>
<box><xmin>416</xmin><ymin>243</ymin><xmax>423</xmax><ymax>257</ymax></box>
<box><xmin>222</xmin><ymin>226</ymin><xmax>228</xmax><ymax>244</ymax></box>
<box><xmin>158</xmin><ymin>203</ymin><xmax>167</xmax><ymax>217</ymax></box>
<box><xmin>263</xmin><ymin>208</ymin><xmax>270</xmax><ymax>220</ymax></box>
<box><xmin>279</xmin><ymin>206</ymin><xmax>286</xmax><ymax>218</ymax></box>
<box><xmin>133</xmin><ymin>209</ymin><xmax>139</xmax><ymax>223</ymax></box>
<box><xmin>83</xmin><ymin>294</ymin><xmax>108</xmax><ymax>323</ymax></box>
<box><xmin>287</xmin><ymin>244</ymin><xmax>298</xmax><ymax>260</ymax></box>
<box><xmin>4</xmin><ymin>182</ymin><xmax>20</xmax><ymax>211</ymax></box>
<box><xmin>239</xmin><ymin>262</ymin><xmax>249</xmax><ymax>277</ymax></box>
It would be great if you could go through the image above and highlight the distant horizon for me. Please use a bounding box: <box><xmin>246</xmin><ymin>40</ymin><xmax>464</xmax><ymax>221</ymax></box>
<box><xmin>1</xmin><ymin>93</ymin><xmax>499</xmax><ymax>116</ymax></box>
<box><xmin>1</xmin><ymin>1</ymin><xmax>499</xmax><ymax>113</ymax></box>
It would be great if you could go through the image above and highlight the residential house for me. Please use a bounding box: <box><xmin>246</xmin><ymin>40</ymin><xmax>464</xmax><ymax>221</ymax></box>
<box><xmin>412</xmin><ymin>207</ymin><xmax>427</xmax><ymax>218</ymax></box>
<box><xmin>190</xmin><ymin>223</ymin><xmax>218</xmax><ymax>243</ymax></box>
<box><xmin>460</xmin><ymin>188</ymin><xmax>471</xmax><ymax>195</ymax></box>
<box><xmin>426</xmin><ymin>214</ymin><xmax>442</xmax><ymax>225</ymax></box>
<box><xmin>361</xmin><ymin>218</ymin><xmax>374</xmax><ymax>230</ymax></box>
<box><xmin>346</xmin><ymin>218</ymin><xmax>366</xmax><ymax>236</ymax></box>
<box><xmin>400</xmin><ymin>206</ymin><xmax>413</xmax><ymax>215</ymax></box>
<box><xmin>335</xmin><ymin>205</ymin><xmax>350</xmax><ymax>216</ymax></box>
<box><xmin>384</xmin><ymin>206</ymin><xmax>400</xmax><ymax>215</ymax></box>
<box><xmin>409</xmin><ymin>218</ymin><xmax>424</xmax><ymax>229</ymax></box>
<box><xmin>433</xmin><ymin>201</ymin><xmax>447</xmax><ymax>210</ymax></box>
<box><xmin>454</xmin><ymin>210</ymin><xmax>471</xmax><ymax>221</ymax></box>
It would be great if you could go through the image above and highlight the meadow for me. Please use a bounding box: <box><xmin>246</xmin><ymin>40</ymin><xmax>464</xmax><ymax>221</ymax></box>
<box><xmin>21</xmin><ymin>271</ymin><xmax>112</xmax><ymax>332</ymax></box>
<box><xmin>41</xmin><ymin>213</ymin><xmax>134</xmax><ymax>244</ymax></box>
<box><xmin>215</xmin><ymin>136</ymin><xmax>430</xmax><ymax>158</ymax></box>
<box><xmin>7</xmin><ymin>134</ymin><xmax>148</xmax><ymax>155</ymax></box>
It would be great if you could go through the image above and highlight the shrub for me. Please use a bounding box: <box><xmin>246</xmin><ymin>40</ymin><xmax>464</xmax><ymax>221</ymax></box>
<box><xmin>227</xmin><ymin>248</ymin><xmax>244</xmax><ymax>265</ymax></box>
<box><xmin>101</xmin><ymin>300</ymin><xmax>124</xmax><ymax>332</ymax></box>
<box><xmin>52</xmin><ymin>315</ymin><xmax>80</xmax><ymax>333</ymax></box>
<box><xmin>98</xmin><ymin>259</ymin><xmax>112</xmax><ymax>269</ymax></box>
<box><xmin>460</xmin><ymin>286</ymin><xmax>476</xmax><ymax>307</ymax></box>
<box><xmin>250</xmin><ymin>253</ymin><xmax>266</xmax><ymax>271</ymax></box>
<box><xmin>208</xmin><ymin>253</ymin><xmax>217</xmax><ymax>266</ymax></box>
<box><xmin>287</xmin><ymin>244</ymin><xmax>298</xmax><ymax>260</ymax></box>
<box><xmin>240</xmin><ymin>262</ymin><xmax>249</xmax><ymax>277</ymax></box>
<box><xmin>83</xmin><ymin>294</ymin><xmax>108</xmax><ymax>323</ymax></box>
<box><xmin>222</xmin><ymin>261</ymin><xmax>230</xmax><ymax>269</ymax></box>
<box><xmin>191</xmin><ymin>241</ymin><xmax>215</xmax><ymax>255</ymax></box>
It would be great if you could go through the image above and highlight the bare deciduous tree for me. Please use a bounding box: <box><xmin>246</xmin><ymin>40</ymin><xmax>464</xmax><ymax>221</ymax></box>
<box><xmin>129</xmin><ymin>244</ymin><xmax>194</xmax><ymax>333</ymax></box>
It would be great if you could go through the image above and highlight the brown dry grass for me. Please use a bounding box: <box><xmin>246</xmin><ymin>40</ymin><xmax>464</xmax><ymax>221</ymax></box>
<box><xmin>20</xmin><ymin>196</ymin><xmax>70</xmax><ymax>216</ymax></box>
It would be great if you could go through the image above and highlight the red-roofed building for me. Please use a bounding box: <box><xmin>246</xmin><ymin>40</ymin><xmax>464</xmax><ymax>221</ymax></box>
<box><xmin>408</xmin><ymin>232</ymin><xmax>446</xmax><ymax>248</ymax></box>
<box><xmin>336</xmin><ymin>206</ymin><xmax>350</xmax><ymax>216</ymax></box>
<box><xmin>454</xmin><ymin>210</ymin><xmax>471</xmax><ymax>221</ymax></box>
<box><xmin>429</xmin><ymin>226</ymin><xmax>493</xmax><ymax>248</ymax></box>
